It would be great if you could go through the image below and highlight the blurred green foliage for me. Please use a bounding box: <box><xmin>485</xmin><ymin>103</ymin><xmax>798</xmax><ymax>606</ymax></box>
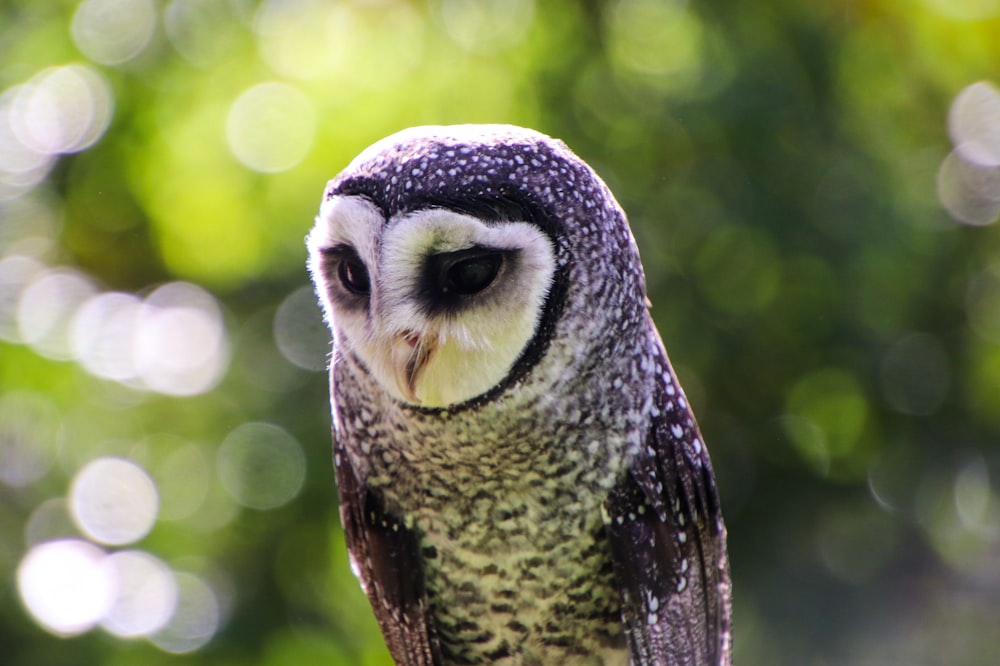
<box><xmin>1</xmin><ymin>1</ymin><xmax>999</xmax><ymax>664</ymax></box>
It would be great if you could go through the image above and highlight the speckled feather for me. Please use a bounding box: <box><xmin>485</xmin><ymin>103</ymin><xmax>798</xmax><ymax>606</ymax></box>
<box><xmin>310</xmin><ymin>125</ymin><xmax>732</xmax><ymax>665</ymax></box>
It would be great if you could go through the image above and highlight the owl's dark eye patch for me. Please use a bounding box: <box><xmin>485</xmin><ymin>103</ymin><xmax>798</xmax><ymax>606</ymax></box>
<box><xmin>441</xmin><ymin>250</ymin><xmax>503</xmax><ymax>295</ymax></box>
<box><xmin>322</xmin><ymin>245</ymin><xmax>370</xmax><ymax>297</ymax></box>
<box><xmin>339</xmin><ymin>256</ymin><xmax>370</xmax><ymax>295</ymax></box>
<box><xmin>421</xmin><ymin>247</ymin><xmax>515</xmax><ymax>309</ymax></box>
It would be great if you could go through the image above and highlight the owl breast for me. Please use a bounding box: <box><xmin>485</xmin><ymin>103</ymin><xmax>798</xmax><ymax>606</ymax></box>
<box><xmin>334</xmin><ymin>343</ymin><xmax>647</xmax><ymax>664</ymax></box>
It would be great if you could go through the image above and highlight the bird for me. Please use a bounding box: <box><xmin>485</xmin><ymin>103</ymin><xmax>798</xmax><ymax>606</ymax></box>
<box><xmin>307</xmin><ymin>124</ymin><xmax>732</xmax><ymax>665</ymax></box>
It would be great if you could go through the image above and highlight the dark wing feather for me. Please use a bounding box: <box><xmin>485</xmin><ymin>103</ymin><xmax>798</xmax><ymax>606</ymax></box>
<box><xmin>334</xmin><ymin>439</ymin><xmax>443</xmax><ymax>666</ymax></box>
<box><xmin>604</xmin><ymin>325</ymin><xmax>732</xmax><ymax>666</ymax></box>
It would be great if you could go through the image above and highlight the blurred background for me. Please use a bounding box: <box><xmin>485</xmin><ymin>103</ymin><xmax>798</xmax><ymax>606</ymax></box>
<box><xmin>1</xmin><ymin>1</ymin><xmax>999</xmax><ymax>664</ymax></box>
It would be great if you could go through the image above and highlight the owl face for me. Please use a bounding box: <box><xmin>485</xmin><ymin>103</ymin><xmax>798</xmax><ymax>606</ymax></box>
<box><xmin>308</xmin><ymin>194</ymin><xmax>556</xmax><ymax>407</ymax></box>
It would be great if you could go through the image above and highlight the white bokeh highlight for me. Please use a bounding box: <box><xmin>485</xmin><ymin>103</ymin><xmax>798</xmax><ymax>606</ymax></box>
<box><xmin>66</xmin><ymin>281</ymin><xmax>231</xmax><ymax>396</ymax></box>
<box><xmin>17</xmin><ymin>539</ymin><xmax>114</xmax><ymax>636</ymax></box>
<box><xmin>940</xmin><ymin>81</ymin><xmax>1000</xmax><ymax>226</ymax></box>
<box><xmin>0</xmin><ymin>255</ymin><xmax>45</xmax><ymax>341</ymax></box>
<box><xmin>71</xmin><ymin>0</ymin><xmax>157</xmax><ymax>66</ymax></box>
<box><xmin>226</xmin><ymin>82</ymin><xmax>316</xmax><ymax>173</ymax></box>
<box><xmin>949</xmin><ymin>81</ymin><xmax>1000</xmax><ymax>168</ymax></box>
<box><xmin>17</xmin><ymin>268</ymin><xmax>99</xmax><ymax>361</ymax></box>
<box><xmin>0</xmin><ymin>90</ymin><xmax>56</xmax><ymax>199</ymax></box>
<box><xmin>150</xmin><ymin>572</ymin><xmax>221</xmax><ymax>654</ymax></box>
<box><xmin>9</xmin><ymin>64</ymin><xmax>114</xmax><ymax>156</ymax></box>
<box><xmin>70</xmin><ymin>457</ymin><xmax>159</xmax><ymax>546</ymax></box>
<box><xmin>133</xmin><ymin>282</ymin><xmax>230</xmax><ymax>396</ymax></box>
<box><xmin>101</xmin><ymin>550</ymin><xmax>179</xmax><ymax>638</ymax></box>
<box><xmin>0</xmin><ymin>59</ymin><xmax>114</xmax><ymax>200</ymax></box>
<box><xmin>72</xmin><ymin>291</ymin><xmax>144</xmax><ymax>381</ymax></box>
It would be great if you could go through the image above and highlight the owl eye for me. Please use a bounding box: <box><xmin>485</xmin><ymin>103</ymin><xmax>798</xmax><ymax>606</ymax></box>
<box><xmin>338</xmin><ymin>254</ymin><xmax>370</xmax><ymax>295</ymax></box>
<box><xmin>440</xmin><ymin>250</ymin><xmax>503</xmax><ymax>295</ymax></box>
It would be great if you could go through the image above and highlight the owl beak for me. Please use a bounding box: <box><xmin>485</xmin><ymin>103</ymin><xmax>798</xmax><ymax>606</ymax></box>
<box><xmin>390</xmin><ymin>331</ymin><xmax>437</xmax><ymax>404</ymax></box>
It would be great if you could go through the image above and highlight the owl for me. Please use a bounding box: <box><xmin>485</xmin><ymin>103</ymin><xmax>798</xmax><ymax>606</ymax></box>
<box><xmin>308</xmin><ymin>125</ymin><xmax>731</xmax><ymax>665</ymax></box>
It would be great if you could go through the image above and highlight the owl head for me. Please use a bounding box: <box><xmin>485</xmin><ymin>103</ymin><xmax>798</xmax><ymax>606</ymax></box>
<box><xmin>308</xmin><ymin>125</ymin><xmax>645</xmax><ymax>409</ymax></box>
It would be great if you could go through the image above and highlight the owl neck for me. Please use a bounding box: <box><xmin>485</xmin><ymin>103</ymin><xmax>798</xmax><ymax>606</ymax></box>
<box><xmin>333</xmin><ymin>311</ymin><xmax>657</xmax><ymax>490</ymax></box>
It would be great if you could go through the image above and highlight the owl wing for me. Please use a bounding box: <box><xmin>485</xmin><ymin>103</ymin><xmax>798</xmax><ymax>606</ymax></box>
<box><xmin>604</xmin><ymin>326</ymin><xmax>733</xmax><ymax>666</ymax></box>
<box><xmin>334</xmin><ymin>438</ymin><xmax>443</xmax><ymax>666</ymax></box>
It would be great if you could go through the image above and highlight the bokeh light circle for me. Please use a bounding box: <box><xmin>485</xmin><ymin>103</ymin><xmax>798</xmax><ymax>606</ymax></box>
<box><xmin>0</xmin><ymin>89</ymin><xmax>56</xmax><ymax>197</ymax></box>
<box><xmin>0</xmin><ymin>255</ymin><xmax>45</xmax><ymax>341</ymax></box>
<box><xmin>274</xmin><ymin>284</ymin><xmax>329</xmax><ymax>372</ymax></box>
<box><xmin>69</xmin><ymin>457</ymin><xmax>159</xmax><ymax>546</ymax></box>
<box><xmin>607</xmin><ymin>0</ymin><xmax>704</xmax><ymax>93</ymax></box>
<box><xmin>226</xmin><ymin>82</ymin><xmax>316</xmax><ymax>173</ymax></box>
<box><xmin>134</xmin><ymin>282</ymin><xmax>230</xmax><ymax>396</ymax></box>
<box><xmin>10</xmin><ymin>64</ymin><xmax>114</xmax><ymax>155</ymax></box>
<box><xmin>950</xmin><ymin>81</ymin><xmax>1000</xmax><ymax>167</ymax></box>
<box><xmin>254</xmin><ymin>0</ymin><xmax>336</xmax><ymax>81</ymax></box>
<box><xmin>165</xmin><ymin>0</ymin><xmax>237</xmax><ymax>67</ymax></box>
<box><xmin>254</xmin><ymin>0</ymin><xmax>425</xmax><ymax>88</ymax></box>
<box><xmin>101</xmin><ymin>550</ymin><xmax>178</xmax><ymax>638</ymax></box>
<box><xmin>938</xmin><ymin>149</ymin><xmax>1000</xmax><ymax>227</ymax></box>
<box><xmin>438</xmin><ymin>0</ymin><xmax>535</xmax><ymax>54</ymax></box>
<box><xmin>72</xmin><ymin>291</ymin><xmax>143</xmax><ymax>382</ymax></box>
<box><xmin>941</xmin><ymin>81</ymin><xmax>1000</xmax><ymax>226</ymax></box>
<box><xmin>71</xmin><ymin>0</ymin><xmax>157</xmax><ymax>66</ymax></box>
<box><xmin>217</xmin><ymin>422</ymin><xmax>306</xmax><ymax>510</ymax></box>
<box><xmin>17</xmin><ymin>539</ymin><xmax>113</xmax><ymax>636</ymax></box>
<box><xmin>17</xmin><ymin>268</ymin><xmax>99</xmax><ymax>361</ymax></box>
<box><xmin>25</xmin><ymin>497</ymin><xmax>77</xmax><ymax>547</ymax></box>
<box><xmin>150</xmin><ymin>572</ymin><xmax>220</xmax><ymax>653</ymax></box>
<box><xmin>61</xmin><ymin>281</ymin><xmax>230</xmax><ymax>395</ymax></box>
<box><xmin>954</xmin><ymin>457</ymin><xmax>991</xmax><ymax>531</ymax></box>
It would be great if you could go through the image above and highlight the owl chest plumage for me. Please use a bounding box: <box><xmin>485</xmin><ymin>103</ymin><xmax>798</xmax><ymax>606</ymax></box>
<box><xmin>334</xmin><ymin>333</ymin><xmax>654</xmax><ymax>663</ymax></box>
